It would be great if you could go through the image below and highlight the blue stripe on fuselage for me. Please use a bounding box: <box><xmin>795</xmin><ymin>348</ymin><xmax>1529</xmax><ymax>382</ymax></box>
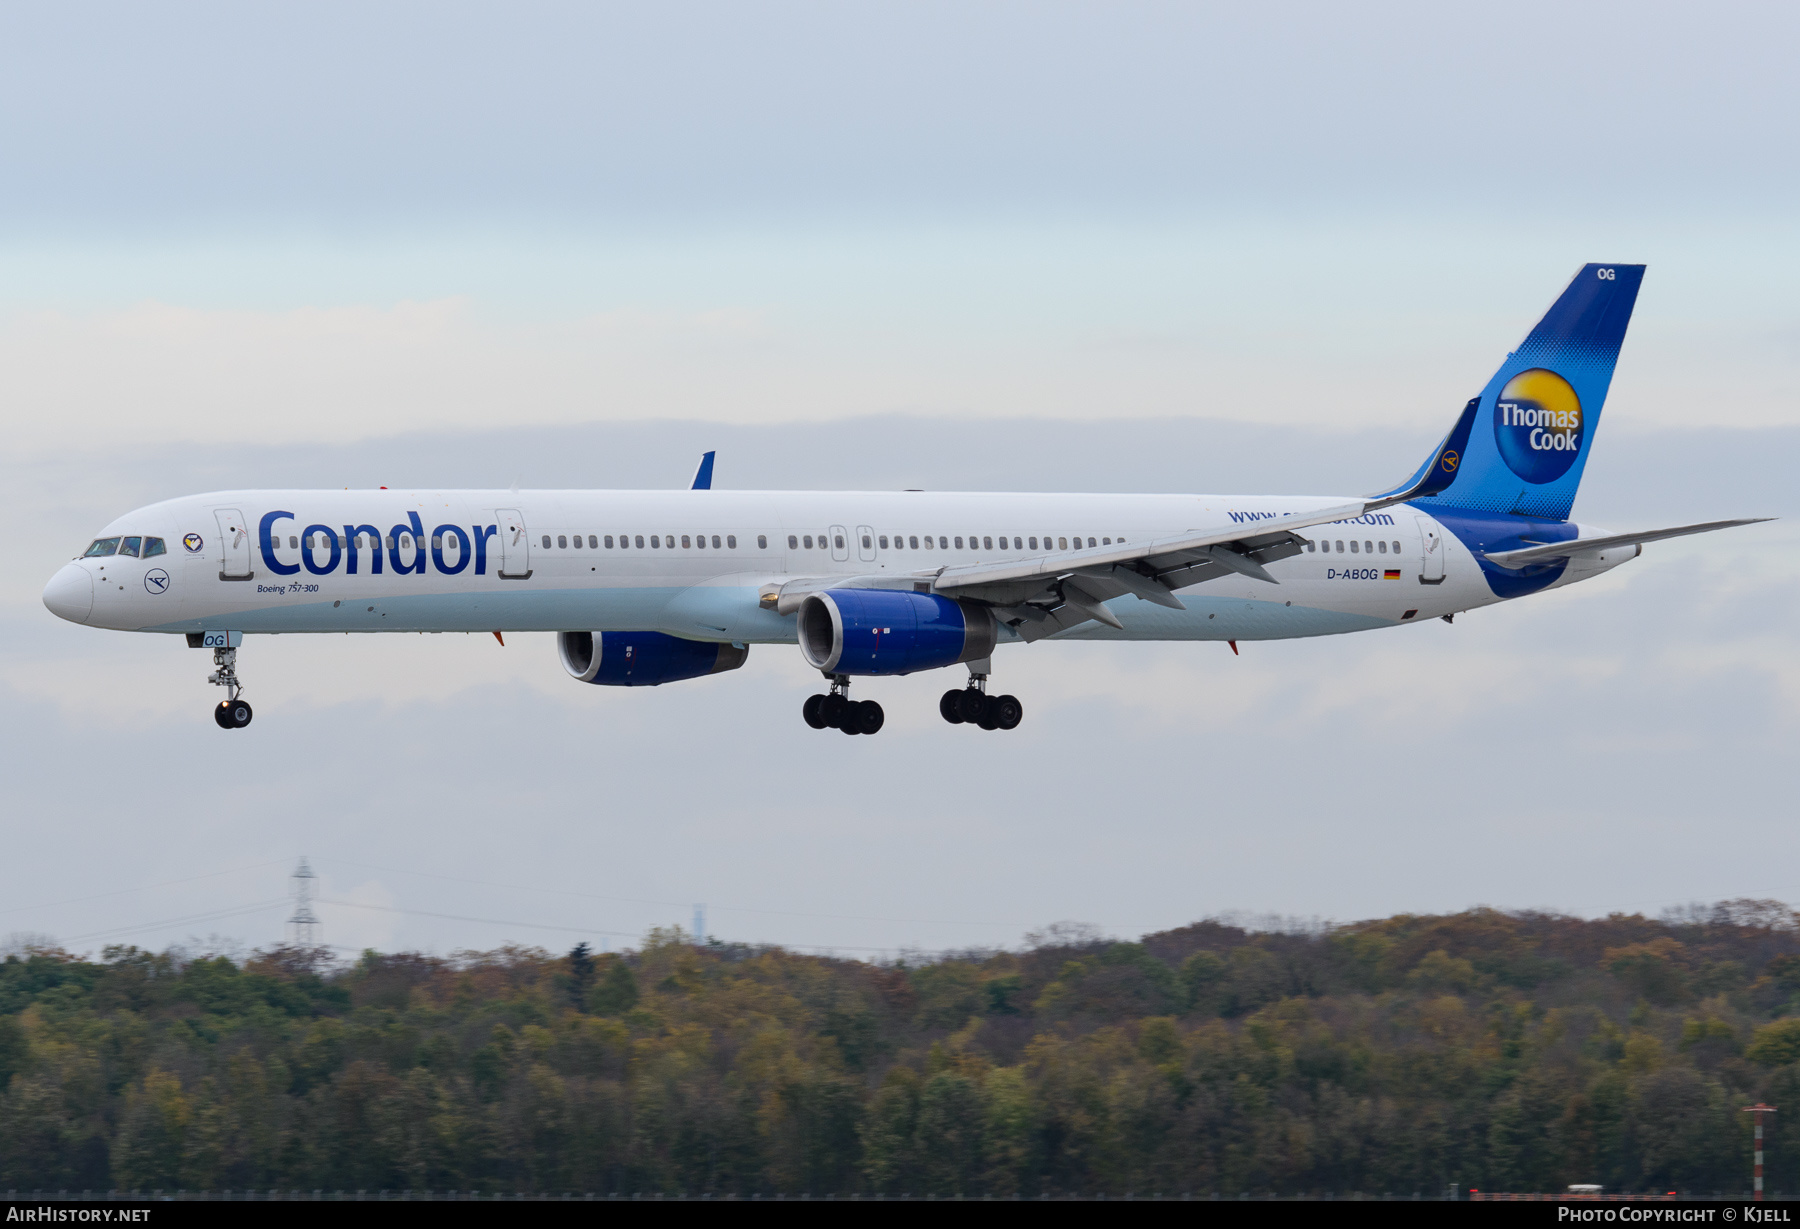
<box><xmin>1412</xmin><ymin>501</ymin><xmax>1575</xmax><ymax>598</ymax></box>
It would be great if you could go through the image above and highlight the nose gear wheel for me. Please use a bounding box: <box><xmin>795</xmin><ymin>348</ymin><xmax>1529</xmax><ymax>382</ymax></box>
<box><xmin>206</xmin><ymin>645</ymin><xmax>253</xmax><ymax>727</ymax></box>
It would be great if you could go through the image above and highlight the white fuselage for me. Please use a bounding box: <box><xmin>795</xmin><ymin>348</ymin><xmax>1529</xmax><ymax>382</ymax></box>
<box><xmin>44</xmin><ymin>488</ymin><xmax>1634</xmax><ymax>647</ymax></box>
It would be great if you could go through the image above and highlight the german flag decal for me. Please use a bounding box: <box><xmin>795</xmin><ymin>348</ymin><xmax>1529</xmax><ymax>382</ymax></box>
<box><xmin>1383</xmin><ymin>569</ymin><xmax>1401</xmax><ymax>580</ymax></box>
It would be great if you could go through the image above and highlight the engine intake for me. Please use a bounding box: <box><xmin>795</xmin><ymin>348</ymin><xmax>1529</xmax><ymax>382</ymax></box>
<box><xmin>558</xmin><ymin>631</ymin><xmax>747</xmax><ymax>687</ymax></box>
<box><xmin>797</xmin><ymin>588</ymin><xmax>996</xmax><ymax>676</ymax></box>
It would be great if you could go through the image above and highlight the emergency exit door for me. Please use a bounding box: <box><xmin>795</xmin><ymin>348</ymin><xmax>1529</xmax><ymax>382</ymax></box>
<box><xmin>495</xmin><ymin>509</ymin><xmax>533</xmax><ymax>579</ymax></box>
<box><xmin>214</xmin><ymin>508</ymin><xmax>253</xmax><ymax>580</ymax></box>
<box><xmin>1417</xmin><ymin>518</ymin><xmax>1446</xmax><ymax>584</ymax></box>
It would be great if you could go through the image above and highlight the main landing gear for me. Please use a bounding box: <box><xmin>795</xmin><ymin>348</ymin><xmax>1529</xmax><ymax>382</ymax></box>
<box><xmin>801</xmin><ymin>668</ymin><xmax>1024</xmax><ymax>735</ymax></box>
<box><xmin>803</xmin><ymin>675</ymin><xmax>885</xmax><ymax>736</ymax></box>
<box><xmin>940</xmin><ymin>671</ymin><xmax>1022</xmax><ymax>732</ymax></box>
<box><xmin>208</xmin><ymin>645</ymin><xmax>253</xmax><ymax>729</ymax></box>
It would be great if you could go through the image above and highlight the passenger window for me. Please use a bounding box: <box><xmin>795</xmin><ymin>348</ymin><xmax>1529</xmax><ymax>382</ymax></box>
<box><xmin>142</xmin><ymin>537</ymin><xmax>166</xmax><ymax>558</ymax></box>
<box><xmin>650</xmin><ymin>535</ymin><xmax>660</xmax><ymax>548</ymax></box>
<box><xmin>1102</xmin><ymin>537</ymin><xmax>1110</xmax><ymax>546</ymax></box>
<box><xmin>555</xmin><ymin>535</ymin><xmax>565</xmax><ymax>549</ymax></box>
<box><xmin>954</xmin><ymin>537</ymin><xmax>964</xmax><ymax>549</ymax></box>
<box><xmin>1335</xmin><ymin>540</ymin><xmax>1344</xmax><ymax>552</ymax></box>
<box><xmin>908</xmin><ymin>535</ymin><xmax>917</xmax><ymax>549</ymax></box>
<box><xmin>834</xmin><ymin>535</ymin><xmax>845</xmax><ymax>549</ymax></box>
<box><xmin>878</xmin><ymin>535</ymin><xmax>888</xmax><ymax>549</ymax></box>
<box><xmin>803</xmin><ymin>535</ymin><xmax>813</xmax><ymax>549</ymax></box>
<box><xmin>1058</xmin><ymin>537</ymin><xmax>1067</xmax><ymax>550</ymax></box>
<box><xmin>1364</xmin><ymin>541</ymin><xmax>1372</xmax><ymax>553</ymax></box>
<box><xmin>635</xmin><ymin>535</ymin><xmax>645</xmax><ymax>548</ymax></box>
<box><xmin>1350</xmin><ymin>541</ymin><xmax>1359</xmax><ymax>553</ymax></box>
<box><xmin>431</xmin><ymin>535</ymin><xmax>443</xmax><ymax>549</ymax></box>
<box><xmin>1378</xmin><ymin>540</ymin><xmax>1387</xmax><ymax>553</ymax></box>
<box><xmin>1087</xmin><ymin>537</ymin><xmax>1096</xmax><ymax>548</ymax></box>
<box><xmin>982</xmin><ymin>536</ymin><xmax>993</xmax><ymax>550</ymax></box>
<box><xmin>712</xmin><ymin>535</ymin><xmax>721</xmax><ymax>548</ymax></box>
<box><xmin>1029</xmin><ymin>537</ymin><xmax>1038</xmax><ymax>550</ymax></box>
<box><xmin>1393</xmin><ymin>541</ymin><xmax>1403</xmax><ymax>553</ymax></box>
<box><xmin>677</xmin><ymin>535</ymin><xmax>688</xmax><ymax>548</ymax></box>
<box><xmin>1305</xmin><ymin>541</ymin><xmax>1315</xmax><ymax>552</ymax></box>
<box><xmin>604</xmin><ymin>536</ymin><xmax>614</xmax><ymax>548</ymax></box>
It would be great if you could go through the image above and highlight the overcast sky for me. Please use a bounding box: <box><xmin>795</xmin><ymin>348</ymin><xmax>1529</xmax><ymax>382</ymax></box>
<box><xmin>2</xmin><ymin>2</ymin><xmax>1796</xmax><ymax>958</ymax></box>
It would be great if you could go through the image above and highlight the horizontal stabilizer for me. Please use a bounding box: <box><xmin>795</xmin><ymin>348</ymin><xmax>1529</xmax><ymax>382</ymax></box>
<box><xmin>1481</xmin><ymin>518</ymin><xmax>1773</xmax><ymax>569</ymax></box>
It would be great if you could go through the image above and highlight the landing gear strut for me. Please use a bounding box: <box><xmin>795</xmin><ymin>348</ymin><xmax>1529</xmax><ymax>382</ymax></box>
<box><xmin>939</xmin><ymin>669</ymin><xmax>1022</xmax><ymax>731</ymax></box>
<box><xmin>803</xmin><ymin>674</ymin><xmax>884</xmax><ymax>736</ymax></box>
<box><xmin>208</xmin><ymin>646</ymin><xmax>253</xmax><ymax>729</ymax></box>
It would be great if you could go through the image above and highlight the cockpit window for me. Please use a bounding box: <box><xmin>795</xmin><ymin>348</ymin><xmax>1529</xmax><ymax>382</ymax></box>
<box><xmin>119</xmin><ymin>537</ymin><xmax>142</xmax><ymax>557</ymax></box>
<box><xmin>83</xmin><ymin>538</ymin><xmax>121</xmax><ymax>557</ymax></box>
<box><xmin>142</xmin><ymin>537</ymin><xmax>166</xmax><ymax>558</ymax></box>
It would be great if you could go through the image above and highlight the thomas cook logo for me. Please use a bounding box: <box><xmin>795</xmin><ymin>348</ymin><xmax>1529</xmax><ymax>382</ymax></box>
<box><xmin>182</xmin><ymin>533</ymin><xmax>204</xmax><ymax>553</ymax></box>
<box><xmin>1493</xmin><ymin>368</ymin><xmax>1583</xmax><ymax>484</ymax></box>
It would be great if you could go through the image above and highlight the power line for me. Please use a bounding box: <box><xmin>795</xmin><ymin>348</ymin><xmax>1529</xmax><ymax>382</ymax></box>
<box><xmin>312</xmin><ymin>855</ymin><xmax>1045</xmax><ymax>931</ymax></box>
<box><xmin>60</xmin><ymin>900</ymin><xmax>289</xmax><ymax>945</ymax></box>
<box><xmin>0</xmin><ymin>859</ymin><xmax>292</xmax><ymax>921</ymax></box>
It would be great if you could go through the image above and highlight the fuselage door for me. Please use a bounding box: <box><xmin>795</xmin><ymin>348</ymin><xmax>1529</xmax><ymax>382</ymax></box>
<box><xmin>829</xmin><ymin>523</ymin><xmax>850</xmax><ymax>563</ymax></box>
<box><xmin>214</xmin><ymin>508</ymin><xmax>253</xmax><ymax>580</ymax></box>
<box><xmin>495</xmin><ymin>509</ymin><xmax>533</xmax><ymax>579</ymax></box>
<box><xmin>1418</xmin><ymin>517</ymin><xmax>1446</xmax><ymax>584</ymax></box>
<box><xmin>856</xmin><ymin>524</ymin><xmax>876</xmax><ymax>563</ymax></box>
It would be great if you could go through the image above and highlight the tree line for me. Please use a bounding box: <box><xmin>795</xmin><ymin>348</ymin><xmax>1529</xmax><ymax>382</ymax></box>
<box><xmin>6</xmin><ymin>902</ymin><xmax>1800</xmax><ymax>1195</ymax></box>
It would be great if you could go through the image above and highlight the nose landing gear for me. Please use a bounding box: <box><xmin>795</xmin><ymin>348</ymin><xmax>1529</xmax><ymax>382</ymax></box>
<box><xmin>939</xmin><ymin>670</ymin><xmax>1022</xmax><ymax>731</ymax></box>
<box><xmin>207</xmin><ymin>645</ymin><xmax>253</xmax><ymax>728</ymax></box>
<box><xmin>803</xmin><ymin>675</ymin><xmax>885</xmax><ymax>735</ymax></box>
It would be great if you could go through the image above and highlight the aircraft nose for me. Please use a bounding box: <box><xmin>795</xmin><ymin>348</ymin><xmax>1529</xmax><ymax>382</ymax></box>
<box><xmin>43</xmin><ymin>564</ymin><xmax>93</xmax><ymax>624</ymax></box>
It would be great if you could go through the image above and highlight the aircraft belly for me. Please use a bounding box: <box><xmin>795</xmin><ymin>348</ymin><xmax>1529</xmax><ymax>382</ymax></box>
<box><xmin>144</xmin><ymin>584</ymin><xmax>800</xmax><ymax>641</ymax></box>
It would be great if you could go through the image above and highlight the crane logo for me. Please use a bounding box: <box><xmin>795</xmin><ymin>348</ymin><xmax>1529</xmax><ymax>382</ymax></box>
<box><xmin>1494</xmin><ymin>368</ymin><xmax>1583</xmax><ymax>484</ymax></box>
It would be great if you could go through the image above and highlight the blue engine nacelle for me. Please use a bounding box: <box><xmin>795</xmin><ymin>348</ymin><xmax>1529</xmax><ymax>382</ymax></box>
<box><xmin>797</xmin><ymin>588</ymin><xmax>997</xmax><ymax>676</ymax></box>
<box><xmin>558</xmin><ymin>631</ymin><xmax>748</xmax><ymax>687</ymax></box>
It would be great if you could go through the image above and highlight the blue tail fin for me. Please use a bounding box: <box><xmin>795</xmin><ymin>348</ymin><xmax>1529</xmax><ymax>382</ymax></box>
<box><xmin>1413</xmin><ymin>263</ymin><xmax>1644</xmax><ymax>521</ymax></box>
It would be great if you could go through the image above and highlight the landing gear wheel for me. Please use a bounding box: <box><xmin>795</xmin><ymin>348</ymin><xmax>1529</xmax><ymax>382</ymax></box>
<box><xmin>939</xmin><ymin>690</ymin><xmax>965</xmax><ymax>724</ymax></box>
<box><xmin>976</xmin><ymin>696</ymin><xmax>1000</xmax><ymax>730</ymax></box>
<box><xmin>853</xmin><ymin>700</ymin><xmax>885</xmax><ymax>735</ymax></box>
<box><xmin>991</xmin><ymin>694</ymin><xmax>1023</xmax><ymax>730</ymax></box>
<box><xmin>227</xmin><ymin>699</ymin><xmax>253</xmax><ymax>728</ymax></box>
<box><xmin>803</xmin><ymin>694</ymin><xmax>828</xmax><ymax>729</ymax></box>
<box><xmin>820</xmin><ymin>693</ymin><xmax>849</xmax><ymax>729</ymax></box>
<box><xmin>954</xmin><ymin>689</ymin><xmax>987</xmax><ymax>724</ymax></box>
<box><xmin>214</xmin><ymin>701</ymin><xmax>234</xmax><ymax>729</ymax></box>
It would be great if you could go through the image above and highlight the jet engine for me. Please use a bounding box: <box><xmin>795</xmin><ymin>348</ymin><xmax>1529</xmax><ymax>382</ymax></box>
<box><xmin>558</xmin><ymin>631</ymin><xmax>747</xmax><ymax>687</ymax></box>
<box><xmin>797</xmin><ymin>589</ymin><xmax>996</xmax><ymax>676</ymax></box>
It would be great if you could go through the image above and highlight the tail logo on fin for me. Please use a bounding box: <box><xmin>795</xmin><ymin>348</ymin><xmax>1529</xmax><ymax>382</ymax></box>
<box><xmin>1494</xmin><ymin>368</ymin><xmax>1583</xmax><ymax>484</ymax></box>
<box><xmin>1440</xmin><ymin>449</ymin><xmax>1460</xmax><ymax>474</ymax></box>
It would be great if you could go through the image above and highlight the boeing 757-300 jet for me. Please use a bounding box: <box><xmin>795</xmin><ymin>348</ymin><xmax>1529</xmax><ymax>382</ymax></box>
<box><xmin>42</xmin><ymin>263</ymin><xmax>1769</xmax><ymax>732</ymax></box>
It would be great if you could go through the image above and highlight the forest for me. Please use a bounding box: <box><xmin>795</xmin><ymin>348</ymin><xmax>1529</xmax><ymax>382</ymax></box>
<box><xmin>5</xmin><ymin>901</ymin><xmax>1800</xmax><ymax>1196</ymax></box>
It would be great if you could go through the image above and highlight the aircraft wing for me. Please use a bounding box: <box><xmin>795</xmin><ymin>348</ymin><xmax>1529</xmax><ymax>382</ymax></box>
<box><xmin>1481</xmin><ymin>518</ymin><xmax>1773</xmax><ymax>570</ymax></box>
<box><xmin>927</xmin><ymin>395</ymin><xmax>1480</xmax><ymax>640</ymax></box>
<box><xmin>767</xmin><ymin>402</ymin><xmax>1484</xmax><ymax>639</ymax></box>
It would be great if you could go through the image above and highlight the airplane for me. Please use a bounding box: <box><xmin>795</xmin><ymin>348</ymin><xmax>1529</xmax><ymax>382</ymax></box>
<box><xmin>42</xmin><ymin>263</ymin><xmax>1769</xmax><ymax>733</ymax></box>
